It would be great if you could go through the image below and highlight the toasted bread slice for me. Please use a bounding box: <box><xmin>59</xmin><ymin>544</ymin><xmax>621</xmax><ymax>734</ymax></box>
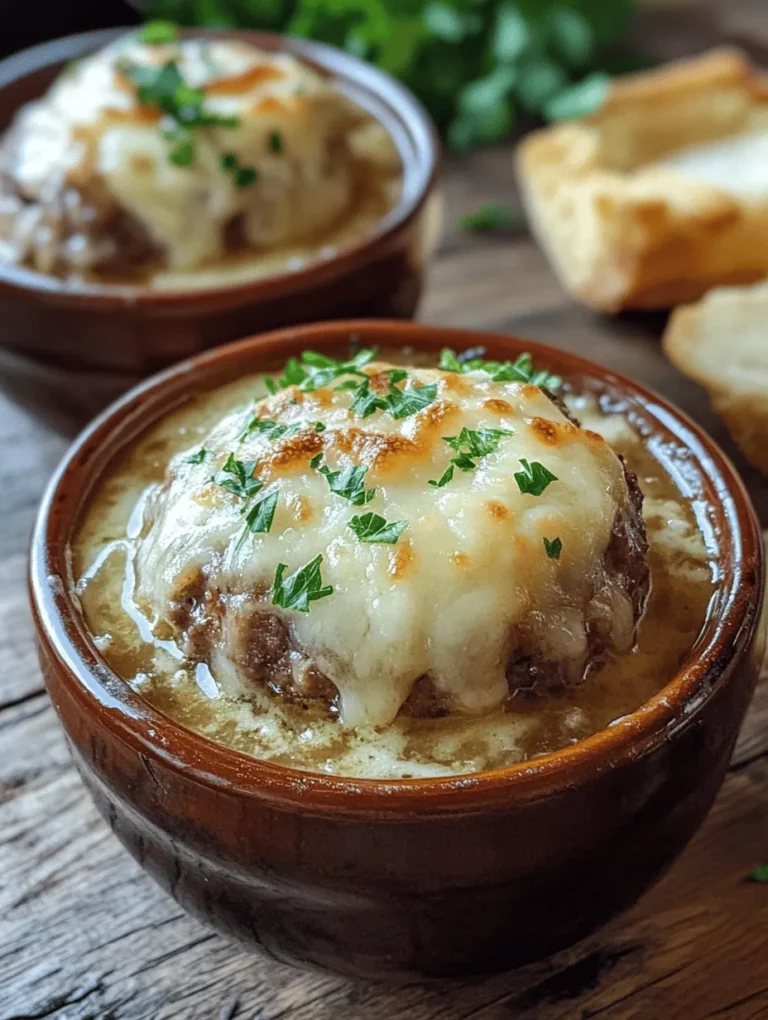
<box><xmin>663</xmin><ymin>280</ymin><xmax>768</xmax><ymax>473</ymax></box>
<box><xmin>516</xmin><ymin>49</ymin><xmax>768</xmax><ymax>312</ymax></box>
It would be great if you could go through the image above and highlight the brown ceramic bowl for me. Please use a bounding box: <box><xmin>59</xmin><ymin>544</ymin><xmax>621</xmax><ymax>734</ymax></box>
<box><xmin>30</xmin><ymin>321</ymin><xmax>765</xmax><ymax>980</ymax></box>
<box><xmin>0</xmin><ymin>29</ymin><xmax>440</xmax><ymax>434</ymax></box>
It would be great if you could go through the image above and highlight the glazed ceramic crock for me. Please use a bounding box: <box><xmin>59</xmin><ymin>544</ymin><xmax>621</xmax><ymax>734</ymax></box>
<box><xmin>29</xmin><ymin>321</ymin><xmax>765</xmax><ymax>980</ymax></box>
<box><xmin>0</xmin><ymin>29</ymin><xmax>440</xmax><ymax>433</ymax></box>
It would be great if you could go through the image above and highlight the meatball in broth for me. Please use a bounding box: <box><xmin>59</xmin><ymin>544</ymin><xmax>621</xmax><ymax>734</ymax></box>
<box><xmin>0</xmin><ymin>28</ymin><xmax>401</xmax><ymax>285</ymax></box>
<box><xmin>74</xmin><ymin>347</ymin><xmax>713</xmax><ymax>779</ymax></box>
<box><xmin>131</xmin><ymin>352</ymin><xmax>648</xmax><ymax>728</ymax></box>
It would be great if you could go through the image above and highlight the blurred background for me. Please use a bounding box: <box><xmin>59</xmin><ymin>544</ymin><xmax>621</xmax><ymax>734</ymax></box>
<box><xmin>3</xmin><ymin>1</ymin><xmax>765</xmax><ymax>152</ymax></box>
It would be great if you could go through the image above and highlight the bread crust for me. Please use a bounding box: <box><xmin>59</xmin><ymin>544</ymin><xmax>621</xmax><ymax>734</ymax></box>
<box><xmin>663</xmin><ymin>280</ymin><xmax>768</xmax><ymax>474</ymax></box>
<box><xmin>516</xmin><ymin>49</ymin><xmax>768</xmax><ymax>312</ymax></box>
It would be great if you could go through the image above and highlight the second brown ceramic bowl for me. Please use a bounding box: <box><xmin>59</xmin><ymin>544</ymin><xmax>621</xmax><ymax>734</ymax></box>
<box><xmin>0</xmin><ymin>29</ymin><xmax>440</xmax><ymax>433</ymax></box>
<box><xmin>30</xmin><ymin>321</ymin><xmax>765</xmax><ymax>980</ymax></box>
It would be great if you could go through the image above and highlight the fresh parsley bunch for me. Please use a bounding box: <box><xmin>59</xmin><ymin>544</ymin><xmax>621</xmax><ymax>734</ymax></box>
<box><xmin>146</xmin><ymin>0</ymin><xmax>635</xmax><ymax>147</ymax></box>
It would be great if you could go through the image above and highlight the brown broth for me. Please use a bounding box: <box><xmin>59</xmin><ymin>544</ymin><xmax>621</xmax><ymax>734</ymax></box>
<box><xmin>72</xmin><ymin>357</ymin><xmax>716</xmax><ymax>779</ymax></box>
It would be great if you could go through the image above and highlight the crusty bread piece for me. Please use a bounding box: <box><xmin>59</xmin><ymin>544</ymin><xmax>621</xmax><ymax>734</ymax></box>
<box><xmin>663</xmin><ymin>280</ymin><xmax>768</xmax><ymax>473</ymax></box>
<box><xmin>516</xmin><ymin>49</ymin><xmax>768</xmax><ymax>312</ymax></box>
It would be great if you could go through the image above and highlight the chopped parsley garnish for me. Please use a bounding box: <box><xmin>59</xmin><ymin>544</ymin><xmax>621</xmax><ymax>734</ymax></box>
<box><xmin>122</xmin><ymin>58</ymin><xmax>239</xmax><ymax>166</ymax></box>
<box><xmin>544</xmin><ymin>536</ymin><xmax>562</xmax><ymax>560</ymax></box>
<box><xmin>243</xmin><ymin>490</ymin><xmax>279</xmax><ymax>535</ymax></box>
<box><xmin>515</xmin><ymin>459</ymin><xmax>558</xmax><ymax>496</ymax></box>
<box><xmin>386</xmin><ymin>380</ymin><xmax>438</xmax><ymax>420</ymax></box>
<box><xmin>277</xmin><ymin>348</ymin><xmax>378</xmax><ymax>392</ymax></box>
<box><xmin>239</xmin><ymin>414</ymin><xmax>325</xmax><ymax>442</ymax></box>
<box><xmin>168</xmin><ymin>137</ymin><xmax>195</xmax><ymax>167</ymax></box>
<box><xmin>220</xmin><ymin>151</ymin><xmax>259</xmax><ymax>188</ymax></box>
<box><xmin>214</xmin><ymin>453</ymin><xmax>262</xmax><ymax>499</ymax></box>
<box><xmin>428</xmin><ymin>465</ymin><xmax>456</xmax><ymax>489</ymax></box>
<box><xmin>349</xmin><ymin>377</ymin><xmax>388</xmax><ymax>419</ymax></box>
<box><xmin>348</xmin><ymin>370</ymin><xmax>435</xmax><ymax>421</ymax></box>
<box><xmin>240</xmin><ymin>417</ymin><xmax>302</xmax><ymax>442</ymax></box>
<box><xmin>235</xmin><ymin>165</ymin><xmax>258</xmax><ymax>188</ymax></box>
<box><xmin>444</xmin><ymin>427</ymin><xmax>514</xmax><ymax>458</ymax></box>
<box><xmin>348</xmin><ymin>512</ymin><xmax>407</xmax><ymax>544</ymax></box>
<box><xmin>457</xmin><ymin>202</ymin><xmax>523</xmax><ymax>234</ymax></box>
<box><xmin>438</xmin><ymin>347</ymin><xmax>561</xmax><ymax>391</ymax></box>
<box><xmin>139</xmin><ymin>20</ymin><xmax>179</xmax><ymax>45</ymax></box>
<box><xmin>185</xmin><ymin>447</ymin><xmax>208</xmax><ymax>464</ymax></box>
<box><xmin>264</xmin><ymin>376</ymin><xmax>279</xmax><ymax>395</ymax></box>
<box><xmin>429</xmin><ymin>427</ymin><xmax>513</xmax><ymax>488</ymax></box>
<box><xmin>272</xmin><ymin>554</ymin><xmax>333</xmax><ymax>613</ymax></box>
<box><xmin>269</xmin><ymin>130</ymin><xmax>283</xmax><ymax>154</ymax></box>
<box><xmin>437</xmin><ymin>348</ymin><xmax>464</xmax><ymax>373</ymax></box>
<box><xmin>317</xmin><ymin>463</ymin><xmax>376</xmax><ymax>507</ymax></box>
<box><xmin>749</xmin><ymin>864</ymin><xmax>768</xmax><ymax>883</ymax></box>
<box><xmin>309</xmin><ymin>452</ymin><xmax>323</xmax><ymax>470</ymax></box>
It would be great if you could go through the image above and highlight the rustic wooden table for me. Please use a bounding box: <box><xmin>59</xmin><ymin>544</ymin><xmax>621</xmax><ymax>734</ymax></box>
<box><xmin>3</xmin><ymin>3</ymin><xmax>768</xmax><ymax>1018</ymax></box>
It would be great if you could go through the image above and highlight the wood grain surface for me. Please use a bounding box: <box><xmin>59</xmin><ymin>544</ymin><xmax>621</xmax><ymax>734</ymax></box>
<box><xmin>3</xmin><ymin>2</ymin><xmax>768</xmax><ymax>1017</ymax></box>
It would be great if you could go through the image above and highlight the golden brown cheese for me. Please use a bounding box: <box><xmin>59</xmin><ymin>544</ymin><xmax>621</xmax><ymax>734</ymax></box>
<box><xmin>132</xmin><ymin>361</ymin><xmax>637</xmax><ymax>728</ymax></box>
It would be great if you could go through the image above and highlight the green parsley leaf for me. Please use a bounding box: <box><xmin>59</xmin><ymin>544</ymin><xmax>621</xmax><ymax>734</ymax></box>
<box><xmin>139</xmin><ymin>20</ymin><xmax>179</xmax><ymax>45</ymax></box>
<box><xmin>302</xmin><ymin>351</ymin><xmax>338</xmax><ymax>368</ymax></box>
<box><xmin>122</xmin><ymin>57</ymin><xmax>240</xmax><ymax>167</ymax></box>
<box><xmin>437</xmin><ymin>347</ymin><xmax>561</xmax><ymax>391</ymax></box>
<box><xmin>243</xmin><ymin>490</ymin><xmax>279</xmax><ymax>534</ymax></box>
<box><xmin>309</xmin><ymin>452</ymin><xmax>323</xmax><ymax>469</ymax></box>
<box><xmin>219</xmin><ymin>150</ymin><xmax>258</xmax><ymax>187</ymax></box>
<box><xmin>185</xmin><ymin>447</ymin><xmax>208</xmax><ymax>464</ymax></box>
<box><xmin>515</xmin><ymin>459</ymin><xmax>558</xmax><ymax>496</ymax></box>
<box><xmin>314</xmin><ymin>421</ymin><xmax>326</xmax><ymax>433</ymax></box>
<box><xmin>350</xmin><ymin>377</ymin><xmax>389</xmax><ymax>418</ymax></box>
<box><xmin>239</xmin><ymin>416</ymin><xmax>306</xmax><ymax>442</ymax></box>
<box><xmin>264</xmin><ymin>376</ymin><xmax>278</xmax><ymax>395</ymax></box>
<box><xmin>169</xmin><ymin>137</ymin><xmax>196</xmax><ymax>166</ymax></box>
<box><xmin>348</xmin><ymin>512</ymin><xmax>408</xmax><ymax>544</ymax></box>
<box><xmin>385</xmin><ymin>380</ymin><xmax>438</xmax><ymax>420</ymax></box>
<box><xmin>269</xmin><ymin>130</ymin><xmax>283</xmax><ymax>154</ymax></box>
<box><xmin>214</xmin><ymin>453</ymin><xmax>262</xmax><ymax>499</ymax></box>
<box><xmin>749</xmin><ymin>864</ymin><xmax>768</xmax><ymax>883</ymax></box>
<box><xmin>438</xmin><ymin>348</ymin><xmax>464</xmax><ymax>372</ymax></box>
<box><xmin>272</xmin><ymin>554</ymin><xmax>333</xmax><ymax>613</ymax></box>
<box><xmin>544</xmin><ymin>536</ymin><xmax>562</xmax><ymax>560</ymax></box>
<box><xmin>277</xmin><ymin>347</ymin><xmax>378</xmax><ymax>392</ymax></box>
<box><xmin>319</xmin><ymin>464</ymin><xmax>376</xmax><ymax>507</ymax></box>
<box><xmin>235</xmin><ymin>165</ymin><xmax>258</xmax><ymax>188</ymax></box>
<box><xmin>457</xmin><ymin>202</ymin><xmax>523</xmax><ymax>233</ymax></box>
<box><xmin>444</xmin><ymin>427</ymin><xmax>514</xmax><ymax>459</ymax></box>
<box><xmin>430</xmin><ymin>427</ymin><xmax>513</xmax><ymax>487</ymax></box>
<box><xmin>428</xmin><ymin>464</ymin><xmax>455</xmax><ymax>489</ymax></box>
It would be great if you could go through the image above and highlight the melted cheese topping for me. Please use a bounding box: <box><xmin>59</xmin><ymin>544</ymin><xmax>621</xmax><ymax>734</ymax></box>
<box><xmin>1</xmin><ymin>34</ymin><xmax>392</xmax><ymax>272</ymax></box>
<box><xmin>658</xmin><ymin>130</ymin><xmax>768</xmax><ymax>198</ymax></box>
<box><xmin>134</xmin><ymin>363</ymin><xmax>633</xmax><ymax>728</ymax></box>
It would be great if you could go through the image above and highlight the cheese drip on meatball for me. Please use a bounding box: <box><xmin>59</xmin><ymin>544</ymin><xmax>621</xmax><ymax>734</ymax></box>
<box><xmin>0</xmin><ymin>34</ymin><xmax>393</xmax><ymax>275</ymax></box>
<box><xmin>132</xmin><ymin>361</ymin><xmax>649</xmax><ymax>728</ymax></box>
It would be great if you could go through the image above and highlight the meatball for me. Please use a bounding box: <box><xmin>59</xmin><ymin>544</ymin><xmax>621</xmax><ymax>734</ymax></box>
<box><xmin>139</xmin><ymin>377</ymin><xmax>650</xmax><ymax>723</ymax></box>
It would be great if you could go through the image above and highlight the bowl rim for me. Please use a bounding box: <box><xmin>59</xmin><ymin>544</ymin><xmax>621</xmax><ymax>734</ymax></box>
<box><xmin>29</xmin><ymin>320</ymin><xmax>765</xmax><ymax>812</ymax></box>
<box><xmin>0</xmin><ymin>26</ymin><xmax>439</xmax><ymax>309</ymax></box>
